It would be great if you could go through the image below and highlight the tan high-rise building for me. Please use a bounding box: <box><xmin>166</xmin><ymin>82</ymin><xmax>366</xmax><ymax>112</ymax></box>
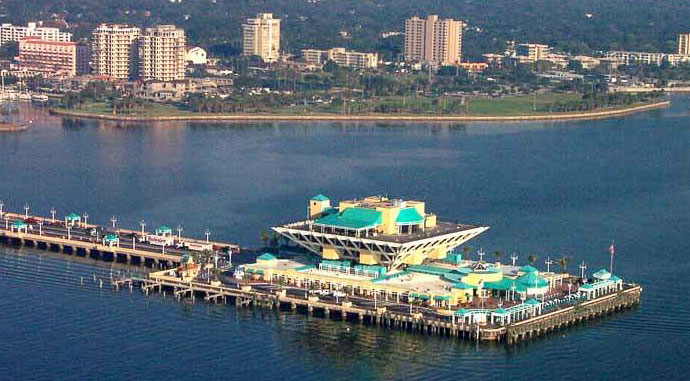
<box><xmin>242</xmin><ymin>13</ymin><xmax>281</xmax><ymax>62</ymax></box>
<box><xmin>138</xmin><ymin>25</ymin><xmax>186</xmax><ymax>81</ymax></box>
<box><xmin>678</xmin><ymin>33</ymin><xmax>690</xmax><ymax>56</ymax></box>
<box><xmin>404</xmin><ymin>15</ymin><xmax>464</xmax><ymax>66</ymax></box>
<box><xmin>91</xmin><ymin>24</ymin><xmax>141</xmax><ymax>80</ymax></box>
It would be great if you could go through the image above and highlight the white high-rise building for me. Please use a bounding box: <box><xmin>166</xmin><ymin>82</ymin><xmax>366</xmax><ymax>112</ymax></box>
<box><xmin>91</xmin><ymin>24</ymin><xmax>141</xmax><ymax>80</ymax></box>
<box><xmin>0</xmin><ymin>22</ymin><xmax>72</xmax><ymax>46</ymax></box>
<box><xmin>678</xmin><ymin>33</ymin><xmax>690</xmax><ymax>56</ymax></box>
<box><xmin>242</xmin><ymin>13</ymin><xmax>281</xmax><ymax>62</ymax></box>
<box><xmin>138</xmin><ymin>25</ymin><xmax>186</xmax><ymax>81</ymax></box>
<box><xmin>404</xmin><ymin>15</ymin><xmax>464</xmax><ymax>66</ymax></box>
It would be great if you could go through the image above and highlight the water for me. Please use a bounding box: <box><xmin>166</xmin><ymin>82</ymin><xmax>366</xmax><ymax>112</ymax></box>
<box><xmin>1</xmin><ymin>99</ymin><xmax>689</xmax><ymax>379</ymax></box>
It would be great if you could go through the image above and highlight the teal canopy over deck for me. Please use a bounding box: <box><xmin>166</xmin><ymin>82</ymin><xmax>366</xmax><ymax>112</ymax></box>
<box><xmin>396</xmin><ymin>207</ymin><xmax>424</xmax><ymax>225</ymax></box>
<box><xmin>315</xmin><ymin>207</ymin><xmax>383</xmax><ymax>230</ymax></box>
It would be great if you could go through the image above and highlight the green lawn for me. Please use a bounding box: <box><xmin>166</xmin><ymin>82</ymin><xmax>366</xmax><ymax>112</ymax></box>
<box><xmin>466</xmin><ymin>93</ymin><xmax>583</xmax><ymax>116</ymax></box>
<box><xmin>66</xmin><ymin>102</ymin><xmax>196</xmax><ymax>117</ymax></box>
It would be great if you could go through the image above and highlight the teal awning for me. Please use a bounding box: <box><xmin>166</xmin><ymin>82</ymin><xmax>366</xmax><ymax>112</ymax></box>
<box><xmin>396</xmin><ymin>207</ymin><xmax>424</xmax><ymax>225</ymax></box>
<box><xmin>257</xmin><ymin>253</ymin><xmax>277</xmax><ymax>261</ymax></box>
<box><xmin>453</xmin><ymin>281</ymin><xmax>477</xmax><ymax>290</ymax></box>
<box><xmin>593</xmin><ymin>269</ymin><xmax>611</xmax><ymax>280</ymax></box>
<box><xmin>521</xmin><ymin>265</ymin><xmax>538</xmax><ymax>273</ymax></box>
<box><xmin>315</xmin><ymin>207</ymin><xmax>383</xmax><ymax>230</ymax></box>
<box><xmin>12</xmin><ymin>220</ymin><xmax>27</xmax><ymax>228</ymax></box>
<box><xmin>65</xmin><ymin>213</ymin><xmax>80</xmax><ymax>221</ymax></box>
<box><xmin>434</xmin><ymin>295</ymin><xmax>451</xmax><ymax>301</ymax></box>
<box><xmin>517</xmin><ymin>271</ymin><xmax>549</xmax><ymax>288</ymax></box>
<box><xmin>311</xmin><ymin>194</ymin><xmax>329</xmax><ymax>201</ymax></box>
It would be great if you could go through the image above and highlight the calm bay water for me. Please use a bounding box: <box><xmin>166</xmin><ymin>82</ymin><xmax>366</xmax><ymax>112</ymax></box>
<box><xmin>1</xmin><ymin>99</ymin><xmax>689</xmax><ymax>380</ymax></box>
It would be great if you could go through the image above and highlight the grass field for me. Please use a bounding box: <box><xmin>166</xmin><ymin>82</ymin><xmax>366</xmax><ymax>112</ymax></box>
<box><xmin>466</xmin><ymin>93</ymin><xmax>583</xmax><ymax>116</ymax></box>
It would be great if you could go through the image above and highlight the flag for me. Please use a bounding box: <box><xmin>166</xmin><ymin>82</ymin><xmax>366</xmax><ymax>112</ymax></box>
<box><xmin>609</xmin><ymin>244</ymin><xmax>615</xmax><ymax>255</ymax></box>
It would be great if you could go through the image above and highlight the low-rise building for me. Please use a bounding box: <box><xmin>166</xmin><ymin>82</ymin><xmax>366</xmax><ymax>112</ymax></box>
<box><xmin>185</xmin><ymin>46</ymin><xmax>207</xmax><ymax>65</ymax></box>
<box><xmin>302</xmin><ymin>47</ymin><xmax>378</xmax><ymax>69</ymax></box>
<box><xmin>605</xmin><ymin>51</ymin><xmax>690</xmax><ymax>66</ymax></box>
<box><xmin>569</xmin><ymin>55</ymin><xmax>601</xmax><ymax>70</ymax></box>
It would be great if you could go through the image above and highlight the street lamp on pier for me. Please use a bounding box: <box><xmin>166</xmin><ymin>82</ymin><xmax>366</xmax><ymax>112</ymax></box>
<box><xmin>110</xmin><ymin>216</ymin><xmax>117</xmax><ymax>229</ymax></box>
<box><xmin>38</xmin><ymin>220</ymin><xmax>43</xmax><ymax>236</ymax></box>
<box><xmin>24</xmin><ymin>203</ymin><xmax>29</xmax><ymax>218</ymax></box>
<box><xmin>0</xmin><ymin>200</ymin><xmax>4</xmax><ymax>216</ymax></box>
<box><xmin>204</xmin><ymin>228</ymin><xmax>210</xmax><ymax>243</ymax></box>
<box><xmin>140</xmin><ymin>220</ymin><xmax>146</xmax><ymax>235</ymax></box>
<box><xmin>67</xmin><ymin>226</ymin><xmax>72</xmax><ymax>240</ymax></box>
<box><xmin>177</xmin><ymin>225</ymin><xmax>183</xmax><ymax>241</ymax></box>
<box><xmin>82</xmin><ymin>213</ymin><xmax>89</xmax><ymax>227</ymax></box>
<box><xmin>50</xmin><ymin>208</ymin><xmax>56</xmax><ymax>222</ymax></box>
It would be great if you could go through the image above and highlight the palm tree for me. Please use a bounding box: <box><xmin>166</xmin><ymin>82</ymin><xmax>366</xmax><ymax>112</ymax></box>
<box><xmin>260</xmin><ymin>230</ymin><xmax>269</xmax><ymax>248</ymax></box>
<box><xmin>528</xmin><ymin>254</ymin><xmax>538</xmax><ymax>265</ymax></box>
<box><xmin>462</xmin><ymin>246</ymin><xmax>472</xmax><ymax>260</ymax></box>
<box><xmin>270</xmin><ymin>232</ymin><xmax>280</xmax><ymax>248</ymax></box>
<box><xmin>557</xmin><ymin>256</ymin><xmax>570</xmax><ymax>273</ymax></box>
<box><xmin>494</xmin><ymin>250</ymin><xmax>503</xmax><ymax>264</ymax></box>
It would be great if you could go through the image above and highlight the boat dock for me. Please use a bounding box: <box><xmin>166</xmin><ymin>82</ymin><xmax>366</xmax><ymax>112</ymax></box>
<box><xmin>0</xmin><ymin>209</ymin><xmax>240</xmax><ymax>268</ymax></box>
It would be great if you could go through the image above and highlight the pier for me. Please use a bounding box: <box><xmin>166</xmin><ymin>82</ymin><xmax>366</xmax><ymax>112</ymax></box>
<box><xmin>0</xmin><ymin>209</ymin><xmax>240</xmax><ymax>268</ymax></box>
<box><xmin>108</xmin><ymin>267</ymin><xmax>641</xmax><ymax>344</ymax></box>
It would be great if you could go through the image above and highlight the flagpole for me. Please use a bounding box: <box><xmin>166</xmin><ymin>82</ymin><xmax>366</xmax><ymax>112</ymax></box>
<box><xmin>609</xmin><ymin>241</ymin><xmax>615</xmax><ymax>274</ymax></box>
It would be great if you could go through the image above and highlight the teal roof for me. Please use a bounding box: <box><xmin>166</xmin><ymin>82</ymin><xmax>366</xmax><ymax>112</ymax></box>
<box><xmin>453</xmin><ymin>281</ymin><xmax>477</xmax><ymax>290</ymax></box>
<box><xmin>494</xmin><ymin>308</ymin><xmax>508</xmax><ymax>314</ymax></box>
<box><xmin>311</xmin><ymin>194</ymin><xmax>329</xmax><ymax>201</ymax></box>
<box><xmin>521</xmin><ymin>265</ymin><xmax>538</xmax><ymax>273</ymax></box>
<box><xmin>484</xmin><ymin>278</ymin><xmax>518</xmax><ymax>291</ymax></box>
<box><xmin>315</xmin><ymin>207</ymin><xmax>382</xmax><ymax>230</ymax></box>
<box><xmin>593</xmin><ymin>269</ymin><xmax>611</xmax><ymax>280</ymax></box>
<box><xmin>408</xmin><ymin>265</ymin><xmax>455</xmax><ymax>276</ymax></box>
<box><xmin>524</xmin><ymin>298</ymin><xmax>541</xmax><ymax>305</ymax></box>
<box><xmin>104</xmin><ymin>234</ymin><xmax>119</xmax><ymax>243</ymax></box>
<box><xmin>257</xmin><ymin>253</ymin><xmax>277</xmax><ymax>261</ymax></box>
<box><xmin>434</xmin><ymin>295</ymin><xmax>451</xmax><ymax>301</ymax></box>
<box><xmin>609</xmin><ymin>275</ymin><xmax>622</xmax><ymax>282</ymax></box>
<box><xmin>517</xmin><ymin>271</ymin><xmax>549</xmax><ymax>288</ymax></box>
<box><xmin>156</xmin><ymin>225</ymin><xmax>172</xmax><ymax>232</ymax></box>
<box><xmin>12</xmin><ymin>220</ymin><xmax>27</xmax><ymax>227</ymax></box>
<box><xmin>65</xmin><ymin>213</ymin><xmax>80</xmax><ymax>220</ymax></box>
<box><xmin>396</xmin><ymin>207</ymin><xmax>424</xmax><ymax>225</ymax></box>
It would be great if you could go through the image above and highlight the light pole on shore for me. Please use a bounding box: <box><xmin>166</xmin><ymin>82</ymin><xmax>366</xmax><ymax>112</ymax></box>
<box><xmin>140</xmin><ymin>220</ymin><xmax>146</xmax><ymax>235</ymax></box>
<box><xmin>111</xmin><ymin>216</ymin><xmax>117</xmax><ymax>229</ymax></box>
<box><xmin>24</xmin><ymin>204</ymin><xmax>29</xmax><ymax>218</ymax></box>
<box><xmin>50</xmin><ymin>208</ymin><xmax>56</xmax><ymax>222</ymax></box>
<box><xmin>204</xmin><ymin>229</ymin><xmax>210</xmax><ymax>243</ymax></box>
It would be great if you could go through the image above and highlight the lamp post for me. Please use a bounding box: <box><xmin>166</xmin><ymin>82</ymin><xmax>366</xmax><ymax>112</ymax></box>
<box><xmin>50</xmin><ymin>208</ymin><xmax>56</xmax><ymax>222</ymax></box>
<box><xmin>132</xmin><ymin>236</ymin><xmax>136</xmax><ymax>251</ymax></box>
<box><xmin>67</xmin><ymin>226</ymin><xmax>71</xmax><ymax>240</ymax></box>
<box><xmin>140</xmin><ymin>220</ymin><xmax>146</xmax><ymax>235</ymax></box>
<box><xmin>24</xmin><ymin>203</ymin><xmax>29</xmax><ymax>218</ymax></box>
<box><xmin>0</xmin><ymin>199</ymin><xmax>4</xmax><ymax>216</ymax></box>
<box><xmin>579</xmin><ymin>261</ymin><xmax>587</xmax><ymax>280</ymax></box>
<box><xmin>110</xmin><ymin>216</ymin><xmax>117</xmax><ymax>229</ymax></box>
<box><xmin>177</xmin><ymin>225</ymin><xmax>183</xmax><ymax>241</ymax></box>
<box><xmin>38</xmin><ymin>220</ymin><xmax>43</xmax><ymax>236</ymax></box>
<box><xmin>477</xmin><ymin>248</ymin><xmax>485</xmax><ymax>262</ymax></box>
<box><xmin>204</xmin><ymin>228</ymin><xmax>210</xmax><ymax>243</ymax></box>
<box><xmin>511</xmin><ymin>252</ymin><xmax>518</xmax><ymax>266</ymax></box>
<box><xmin>545</xmin><ymin>257</ymin><xmax>553</xmax><ymax>273</ymax></box>
<box><xmin>82</xmin><ymin>213</ymin><xmax>89</xmax><ymax>227</ymax></box>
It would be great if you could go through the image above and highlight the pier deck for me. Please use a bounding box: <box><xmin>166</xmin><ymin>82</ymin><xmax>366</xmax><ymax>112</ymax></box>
<box><xmin>0</xmin><ymin>211</ymin><xmax>240</xmax><ymax>267</ymax></box>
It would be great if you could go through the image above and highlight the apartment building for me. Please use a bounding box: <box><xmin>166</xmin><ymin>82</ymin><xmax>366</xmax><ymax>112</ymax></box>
<box><xmin>302</xmin><ymin>47</ymin><xmax>378</xmax><ymax>69</ymax></box>
<box><xmin>404</xmin><ymin>15</ymin><xmax>464</xmax><ymax>66</ymax></box>
<box><xmin>515</xmin><ymin>44</ymin><xmax>551</xmax><ymax>63</ymax></box>
<box><xmin>16</xmin><ymin>36</ymin><xmax>88</xmax><ymax>77</ymax></box>
<box><xmin>605</xmin><ymin>51</ymin><xmax>690</xmax><ymax>66</ymax></box>
<box><xmin>242</xmin><ymin>13</ymin><xmax>280</xmax><ymax>62</ymax></box>
<box><xmin>91</xmin><ymin>24</ymin><xmax>141</xmax><ymax>80</ymax></box>
<box><xmin>678</xmin><ymin>33</ymin><xmax>690</xmax><ymax>56</ymax></box>
<box><xmin>0</xmin><ymin>22</ymin><xmax>72</xmax><ymax>46</ymax></box>
<box><xmin>138</xmin><ymin>25</ymin><xmax>186</xmax><ymax>81</ymax></box>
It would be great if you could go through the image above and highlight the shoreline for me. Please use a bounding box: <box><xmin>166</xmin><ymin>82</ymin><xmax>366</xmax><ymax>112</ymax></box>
<box><xmin>48</xmin><ymin>100</ymin><xmax>671</xmax><ymax>123</ymax></box>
